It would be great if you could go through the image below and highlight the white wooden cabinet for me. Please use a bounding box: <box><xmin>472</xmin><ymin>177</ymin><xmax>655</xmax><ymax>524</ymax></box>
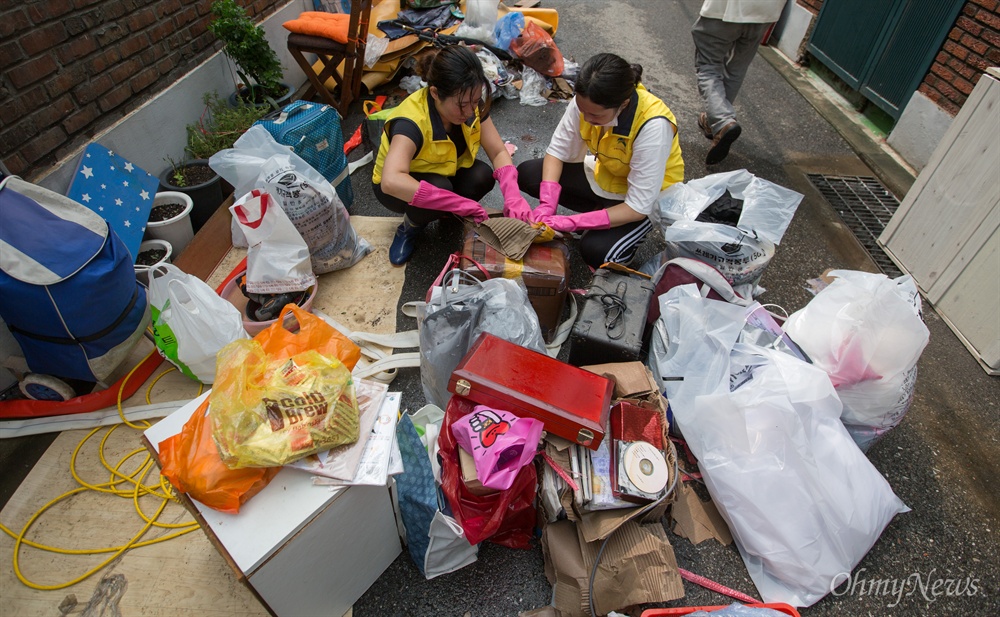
<box><xmin>880</xmin><ymin>67</ymin><xmax>1000</xmax><ymax>374</ymax></box>
<box><xmin>144</xmin><ymin>392</ymin><xmax>403</xmax><ymax>617</ymax></box>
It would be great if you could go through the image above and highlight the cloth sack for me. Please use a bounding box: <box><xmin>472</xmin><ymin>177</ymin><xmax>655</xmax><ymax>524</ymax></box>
<box><xmin>395</xmin><ymin>409</ymin><xmax>478</xmax><ymax>579</ymax></box>
<box><xmin>148</xmin><ymin>263</ymin><xmax>248</xmax><ymax>384</ymax></box>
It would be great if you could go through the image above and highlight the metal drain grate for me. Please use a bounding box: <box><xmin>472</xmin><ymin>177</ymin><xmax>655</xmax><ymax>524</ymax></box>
<box><xmin>807</xmin><ymin>174</ymin><xmax>903</xmax><ymax>277</ymax></box>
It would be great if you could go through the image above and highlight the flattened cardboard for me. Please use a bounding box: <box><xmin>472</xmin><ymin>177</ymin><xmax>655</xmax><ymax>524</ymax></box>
<box><xmin>542</xmin><ymin>519</ymin><xmax>685</xmax><ymax>617</ymax></box>
<box><xmin>671</xmin><ymin>482</ymin><xmax>733</xmax><ymax>545</ymax></box>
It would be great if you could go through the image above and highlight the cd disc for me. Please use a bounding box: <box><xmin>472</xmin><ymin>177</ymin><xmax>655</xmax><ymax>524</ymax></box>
<box><xmin>622</xmin><ymin>441</ymin><xmax>668</xmax><ymax>494</ymax></box>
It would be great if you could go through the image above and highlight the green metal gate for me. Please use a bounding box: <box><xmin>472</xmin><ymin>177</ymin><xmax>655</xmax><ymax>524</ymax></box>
<box><xmin>808</xmin><ymin>0</ymin><xmax>965</xmax><ymax>119</ymax></box>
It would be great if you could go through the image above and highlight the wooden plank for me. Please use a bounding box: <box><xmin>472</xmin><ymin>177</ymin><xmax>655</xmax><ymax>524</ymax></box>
<box><xmin>0</xmin><ymin>427</ymin><xmax>269</xmax><ymax>616</ymax></box>
<box><xmin>880</xmin><ymin>72</ymin><xmax>999</xmax><ymax>290</ymax></box>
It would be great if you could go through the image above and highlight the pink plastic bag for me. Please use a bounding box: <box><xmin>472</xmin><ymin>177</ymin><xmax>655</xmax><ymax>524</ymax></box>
<box><xmin>451</xmin><ymin>405</ymin><xmax>543</xmax><ymax>491</ymax></box>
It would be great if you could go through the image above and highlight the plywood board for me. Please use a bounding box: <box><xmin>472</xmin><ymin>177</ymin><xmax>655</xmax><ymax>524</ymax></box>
<box><xmin>0</xmin><ymin>427</ymin><xmax>269</xmax><ymax>617</ymax></box>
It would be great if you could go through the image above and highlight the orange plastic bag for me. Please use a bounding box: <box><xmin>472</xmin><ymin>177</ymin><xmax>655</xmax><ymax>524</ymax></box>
<box><xmin>253</xmin><ymin>303</ymin><xmax>361</xmax><ymax>369</ymax></box>
<box><xmin>158</xmin><ymin>397</ymin><xmax>280</xmax><ymax>514</ymax></box>
<box><xmin>510</xmin><ymin>21</ymin><xmax>565</xmax><ymax>77</ymax></box>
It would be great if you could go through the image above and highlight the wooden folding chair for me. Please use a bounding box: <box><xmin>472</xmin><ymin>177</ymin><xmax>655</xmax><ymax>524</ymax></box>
<box><xmin>287</xmin><ymin>0</ymin><xmax>373</xmax><ymax>117</ymax></box>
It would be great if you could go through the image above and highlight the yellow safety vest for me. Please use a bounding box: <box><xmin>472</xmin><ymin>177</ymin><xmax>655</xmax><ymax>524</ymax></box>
<box><xmin>372</xmin><ymin>88</ymin><xmax>482</xmax><ymax>184</ymax></box>
<box><xmin>577</xmin><ymin>84</ymin><xmax>684</xmax><ymax>194</ymax></box>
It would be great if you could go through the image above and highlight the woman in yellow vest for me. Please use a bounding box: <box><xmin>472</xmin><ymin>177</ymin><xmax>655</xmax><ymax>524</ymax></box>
<box><xmin>516</xmin><ymin>53</ymin><xmax>684</xmax><ymax>269</ymax></box>
<box><xmin>372</xmin><ymin>46</ymin><xmax>532</xmax><ymax>265</ymax></box>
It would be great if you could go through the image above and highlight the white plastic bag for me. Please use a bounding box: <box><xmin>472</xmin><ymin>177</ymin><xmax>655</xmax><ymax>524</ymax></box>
<box><xmin>650</xmin><ymin>170</ymin><xmax>803</xmax><ymax>296</ymax></box>
<box><xmin>784</xmin><ymin>270</ymin><xmax>929</xmax><ymax>450</ymax></box>
<box><xmin>210</xmin><ymin>125</ymin><xmax>371</xmax><ymax>273</ymax></box>
<box><xmin>455</xmin><ymin>0</ymin><xmax>498</xmax><ymax>44</ymax></box>
<box><xmin>148</xmin><ymin>264</ymin><xmax>248</xmax><ymax>384</ymax></box>
<box><xmin>231</xmin><ymin>189</ymin><xmax>317</xmax><ymax>294</ymax></box>
<box><xmin>518</xmin><ymin>67</ymin><xmax>549</xmax><ymax>107</ymax></box>
<box><xmin>417</xmin><ymin>272</ymin><xmax>545</xmax><ymax>409</ymax></box>
<box><xmin>649</xmin><ymin>294</ymin><xmax>909</xmax><ymax>607</ymax></box>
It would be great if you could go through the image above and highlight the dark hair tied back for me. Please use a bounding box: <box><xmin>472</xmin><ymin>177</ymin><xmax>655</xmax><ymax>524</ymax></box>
<box><xmin>416</xmin><ymin>46</ymin><xmax>491</xmax><ymax>117</ymax></box>
<box><xmin>574</xmin><ymin>53</ymin><xmax>641</xmax><ymax>108</ymax></box>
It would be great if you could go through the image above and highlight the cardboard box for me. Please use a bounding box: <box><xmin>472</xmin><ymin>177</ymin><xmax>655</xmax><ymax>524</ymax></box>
<box><xmin>458</xmin><ymin>446</ymin><xmax>498</xmax><ymax>496</ymax></box>
<box><xmin>461</xmin><ymin>229</ymin><xmax>569</xmax><ymax>342</ymax></box>
<box><xmin>536</xmin><ymin>361</ymin><xmax>683</xmax><ymax>616</ymax></box>
<box><xmin>143</xmin><ymin>393</ymin><xmax>402</xmax><ymax>617</ymax></box>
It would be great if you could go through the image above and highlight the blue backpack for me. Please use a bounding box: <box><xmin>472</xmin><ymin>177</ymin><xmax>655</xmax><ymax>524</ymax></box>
<box><xmin>255</xmin><ymin>100</ymin><xmax>354</xmax><ymax>209</ymax></box>
<box><xmin>0</xmin><ymin>176</ymin><xmax>149</xmax><ymax>384</ymax></box>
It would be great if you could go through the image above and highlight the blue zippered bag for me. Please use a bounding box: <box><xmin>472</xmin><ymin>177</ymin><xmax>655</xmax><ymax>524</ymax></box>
<box><xmin>255</xmin><ymin>100</ymin><xmax>354</xmax><ymax>208</ymax></box>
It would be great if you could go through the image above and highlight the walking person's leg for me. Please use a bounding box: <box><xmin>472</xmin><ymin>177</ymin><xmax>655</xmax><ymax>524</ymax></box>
<box><xmin>721</xmin><ymin>22</ymin><xmax>772</xmax><ymax>105</ymax></box>
<box><xmin>692</xmin><ymin>16</ymin><xmax>739</xmax><ymax>134</ymax></box>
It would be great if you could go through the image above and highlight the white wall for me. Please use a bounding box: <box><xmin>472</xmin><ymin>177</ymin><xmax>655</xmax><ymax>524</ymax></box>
<box><xmin>887</xmin><ymin>90</ymin><xmax>956</xmax><ymax>173</ymax></box>
<box><xmin>36</xmin><ymin>0</ymin><xmax>311</xmax><ymax>196</ymax></box>
<box><xmin>772</xmin><ymin>1</ymin><xmax>814</xmax><ymax>63</ymax></box>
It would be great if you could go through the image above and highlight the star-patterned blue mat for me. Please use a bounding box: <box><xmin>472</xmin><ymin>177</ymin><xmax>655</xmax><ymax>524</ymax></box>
<box><xmin>67</xmin><ymin>144</ymin><xmax>160</xmax><ymax>263</ymax></box>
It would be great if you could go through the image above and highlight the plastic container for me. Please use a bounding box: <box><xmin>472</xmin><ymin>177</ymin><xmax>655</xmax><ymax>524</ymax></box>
<box><xmin>147</xmin><ymin>191</ymin><xmax>194</xmax><ymax>257</ymax></box>
<box><xmin>217</xmin><ymin>264</ymin><xmax>317</xmax><ymax>337</ymax></box>
<box><xmin>641</xmin><ymin>605</ymin><xmax>800</xmax><ymax>617</ymax></box>
<box><xmin>134</xmin><ymin>238</ymin><xmax>172</xmax><ymax>286</ymax></box>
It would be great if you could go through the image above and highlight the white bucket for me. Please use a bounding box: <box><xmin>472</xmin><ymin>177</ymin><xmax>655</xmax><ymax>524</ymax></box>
<box><xmin>147</xmin><ymin>192</ymin><xmax>194</xmax><ymax>257</ymax></box>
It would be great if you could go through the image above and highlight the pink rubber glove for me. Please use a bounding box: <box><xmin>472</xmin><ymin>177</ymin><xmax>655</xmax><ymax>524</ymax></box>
<box><xmin>493</xmin><ymin>165</ymin><xmax>532</xmax><ymax>221</ymax></box>
<box><xmin>409</xmin><ymin>181</ymin><xmax>488</xmax><ymax>223</ymax></box>
<box><xmin>533</xmin><ymin>180</ymin><xmax>562</xmax><ymax>219</ymax></box>
<box><xmin>538</xmin><ymin>209</ymin><xmax>611</xmax><ymax>233</ymax></box>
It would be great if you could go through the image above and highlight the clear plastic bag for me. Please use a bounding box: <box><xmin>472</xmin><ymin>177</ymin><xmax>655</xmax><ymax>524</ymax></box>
<box><xmin>210</xmin><ymin>125</ymin><xmax>371</xmax><ymax>274</ymax></box>
<box><xmin>784</xmin><ymin>270</ymin><xmax>929</xmax><ymax>450</ymax></box>
<box><xmin>649</xmin><ymin>293</ymin><xmax>909</xmax><ymax>607</ymax></box>
<box><xmin>417</xmin><ymin>271</ymin><xmax>544</xmax><ymax>409</ymax></box>
<box><xmin>210</xmin><ymin>341</ymin><xmax>360</xmax><ymax>468</ymax></box>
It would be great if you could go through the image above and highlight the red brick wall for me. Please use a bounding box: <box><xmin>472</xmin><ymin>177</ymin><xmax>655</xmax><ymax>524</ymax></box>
<box><xmin>797</xmin><ymin>0</ymin><xmax>824</xmax><ymax>15</ymax></box>
<box><xmin>0</xmin><ymin>0</ymin><xmax>287</xmax><ymax>180</ymax></box>
<box><xmin>923</xmin><ymin>0</ymin><xmax>1000</xmax><ymax>116</ymax></box>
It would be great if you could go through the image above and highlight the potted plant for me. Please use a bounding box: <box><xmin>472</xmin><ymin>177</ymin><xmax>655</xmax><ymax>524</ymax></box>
<box><xmin>146</xmin><ymin>191</ymin><xmax>195</xmax><ymax>257</ymax></box>
<box><xmin>134</xmin><ymin>238</ymin><xmax>173</xmax><ymax>286</ymax></box>
<box><xmin>209</xmin><ymin>0</ymin><xmax>294</xmax><ymax>109</ymax></box>
<box><xmin>159</xmin><ymin>92</ymin><xmax>268</xmax><ymax>231</ymax></box>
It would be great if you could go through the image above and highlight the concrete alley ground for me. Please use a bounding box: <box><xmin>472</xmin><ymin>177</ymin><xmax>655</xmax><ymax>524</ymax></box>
<box><xmin>342</xmin><ymin>1</ymin><xmax>999</xmax><ymax>615</ymax></box>
<box><xmin>2</xmin><ymin>1</ymin><xmax>997</xmax><ymax>615</ymax></box>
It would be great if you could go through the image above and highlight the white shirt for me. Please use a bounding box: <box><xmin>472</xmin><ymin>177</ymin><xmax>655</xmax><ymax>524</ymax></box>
<box><xmin>545</xmin><ymin>96</ymin><xmax>674</xmax><ymax>216</ymax></box>
<box><xmin>700</xmin><ymin>0</ymin><xmax>787</xmax><ymax>24</ymax></box>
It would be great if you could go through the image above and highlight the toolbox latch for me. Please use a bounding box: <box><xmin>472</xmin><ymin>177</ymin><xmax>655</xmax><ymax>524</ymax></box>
<box><xmin>455</xmin><ymin>379</ymin><xmax>471</xmax><ymax>396</ymax></box>
<box><xmin>577</xmin><ymin>428</ymin><xmax>594</xmax><ymax>446</ymax></box>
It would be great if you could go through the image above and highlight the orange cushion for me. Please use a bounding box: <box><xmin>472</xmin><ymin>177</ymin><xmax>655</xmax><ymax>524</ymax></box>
<box><xmin>283</xmin><ymin>11</ymin><xmax>351</xmax><ymax>44</ymax></box>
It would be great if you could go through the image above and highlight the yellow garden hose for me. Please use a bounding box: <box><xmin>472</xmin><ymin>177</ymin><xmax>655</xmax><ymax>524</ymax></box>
<box><xmin>0</xmin><ymin>348</ymin><xmax>204</xmax><ymax>590</ymax></box>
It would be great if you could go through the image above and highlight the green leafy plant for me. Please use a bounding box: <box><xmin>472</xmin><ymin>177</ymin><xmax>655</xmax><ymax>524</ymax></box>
<box><xmin>185</xmin><ymin>92</ymin><xmax>268</xmax><ymax>159</ymax></box>
<box><xmin>166</xmin><ymin>156</ymin><xmax>188</xmax><ymax>187</ymax></box>
<box><xmin>209</xmin><ymin>0</ymin><xmax>286</xmax><ymax>104</ymax></box>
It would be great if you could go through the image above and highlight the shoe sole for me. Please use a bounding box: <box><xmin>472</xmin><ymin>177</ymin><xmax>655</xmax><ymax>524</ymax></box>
<box><xmin>706</xmin><ymin>124</ymin><xmax>742</xmax><ymax>165</ymax></box>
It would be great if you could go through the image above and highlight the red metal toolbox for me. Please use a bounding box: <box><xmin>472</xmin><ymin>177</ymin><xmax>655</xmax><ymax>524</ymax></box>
<box><xmin>448</xmin><ymin>333</ymin><xmax>614</xmax><ymax>450</ymax></box>
<box><xmin>461</xmin><ymin>229</ymin><xmax>569</xmax><ymax>343</ymax></box>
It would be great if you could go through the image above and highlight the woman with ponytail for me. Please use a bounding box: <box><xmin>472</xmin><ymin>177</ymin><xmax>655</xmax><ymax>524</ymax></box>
<box><xmin>516</xmin><ymin>53</ymin><xmax>684</xmax><ymax>269</ymax></box>
<box><xmin>372</xmin><ymin>45</ymin><xmax>532</xmax><ymax>265</ymax></box>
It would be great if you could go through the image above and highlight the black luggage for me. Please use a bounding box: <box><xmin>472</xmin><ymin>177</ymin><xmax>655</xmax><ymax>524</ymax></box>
<box><xmin>567</xmin><ymin>267</ymin><xmax>654</xmax><ymax>367</ymax></box>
